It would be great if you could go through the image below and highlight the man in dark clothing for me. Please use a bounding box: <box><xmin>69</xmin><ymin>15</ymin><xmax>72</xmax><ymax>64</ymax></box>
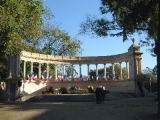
<box><xmin>95</xmin><ymin>86</ymin><xmax>102</xmax><ymax>104</ymax></box>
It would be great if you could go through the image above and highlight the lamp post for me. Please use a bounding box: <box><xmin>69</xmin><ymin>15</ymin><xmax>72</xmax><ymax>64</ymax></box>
<box><xmin>146</xmin><ymin>67</ymin><xmax>152</xmax><ymax>92</ymax></box>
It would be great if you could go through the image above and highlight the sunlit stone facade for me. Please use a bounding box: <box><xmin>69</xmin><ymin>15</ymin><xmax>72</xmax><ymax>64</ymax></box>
<box><xmin>5</xmin><ymin>41</ymin><xmax>143</xmax><ymax>101</ymax></box>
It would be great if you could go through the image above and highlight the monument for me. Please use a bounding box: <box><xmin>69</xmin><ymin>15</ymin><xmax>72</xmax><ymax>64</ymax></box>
<box><xmin>4</xmin><ymin>39</ymin><xmax>143</xmax><ymax>101</ymax></box>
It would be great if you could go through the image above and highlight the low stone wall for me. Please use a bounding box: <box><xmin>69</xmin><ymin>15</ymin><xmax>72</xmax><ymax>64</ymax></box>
<box><xmin>20</xmin><ymin>80</ymin><xmax>136</xmax><ymax>101</ymax></box>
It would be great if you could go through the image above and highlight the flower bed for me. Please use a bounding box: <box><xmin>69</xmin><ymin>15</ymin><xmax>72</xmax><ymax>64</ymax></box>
<box><xmin>42</xmin><ymin>85</ymin><xmax>109</xmax><ymax>95</ymax></box>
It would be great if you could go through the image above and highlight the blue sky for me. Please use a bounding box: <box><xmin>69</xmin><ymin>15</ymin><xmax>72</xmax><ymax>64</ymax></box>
<box><xmin>44</xmin><ymin>0</ymin><xmax>156</xmax><ymax>76</ymax></box>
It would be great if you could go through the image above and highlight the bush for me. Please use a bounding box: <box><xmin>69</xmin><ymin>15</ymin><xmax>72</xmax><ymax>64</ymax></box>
<box><xmin>87</xmin><ymin>85</ymin><xmax>95</xmax><ymax>93</ymax></box>
<box><xmin>59</xmin><ymin>87</ymin><xmax>67</xmax><ymax>94</ymax></box>
<box><xmin>144</xmin><ymin>81</ymin><xmax>157</xmax><ymax>92</ymax></box>
<box><xmin>48</xmin><ymin>86</ymin><xmax>54</xmax><ymax>92</ymax></box>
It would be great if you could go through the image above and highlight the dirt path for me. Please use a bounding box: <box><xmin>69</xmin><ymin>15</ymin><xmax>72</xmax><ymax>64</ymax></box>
<box><xmin>0</xmin><ymin>97</ymin><xmax>159</xmax><ymax>120</ymax></box>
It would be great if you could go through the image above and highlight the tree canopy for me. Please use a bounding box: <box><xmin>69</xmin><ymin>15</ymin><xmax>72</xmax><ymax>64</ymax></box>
<box><xmin>0</xmin><ymin>0</ymin><xmax>44</xmax><ymax>80</ymax></box>
<box><xmin>80</xmin><ymin>0</ymin><xmax>158</xmax><ymax>40</ymax></box>
<box><xmin>0</xmin><ymin>0</ymin><xmax>82</xmax><ymax>81</ymax></box>
<box><xmin>39</xmin><ymin>25</ymin><xmax>82</xmax><ymax>56</ymax></box>
<box><xmin>0</xmin><ymin>0</ymin><xmax>44</xmax><ymax>55</ymax></box>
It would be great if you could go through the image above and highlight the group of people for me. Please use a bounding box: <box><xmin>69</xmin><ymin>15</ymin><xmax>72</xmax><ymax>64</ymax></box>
<box><xmin>95</xmin><ymin>85</ymin><xmax>106</xmax><ymax>104</ymax></box>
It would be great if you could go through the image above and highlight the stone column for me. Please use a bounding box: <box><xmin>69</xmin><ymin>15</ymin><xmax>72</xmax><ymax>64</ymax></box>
<box><xmin>38</xmin><ymin>63</ymin><xmax>41</xmax><ymax>80</ymax></box>
<box><xmin>79</xmin><ymin>64</ymin><xmax>82</xmax><ymax>79</ymax></box>
<box><xmin>126</xmin><ymin>61</ymin><xmax>129</xmax><ymax>79</ymax></box>
<box><xmin>96</xmin><ymin>64</ymin><xmax>98</xmax><ymax>80</ymax></box>
<box><xmin>30</xmin><ymin>62</ymin><xmax>33</xmax><ymax>80</ymax></box>
<box><xmin>87</xmin><ymin>64</ymin><xmax>90</xmax><ymax>76</ymax></box>
<box><xmin>95</xmin><ymin>64</ymin><xmax>98</xmax><ymax>76</ymax></box>
<box><xmin>55</xmin><ymin>64</ymin><xmax>57</xmax><ymax>80</ymax></box>
<box><xmin>30</xmin><ymin>62</ymin><xmax>33</xmax><ymax>74</ymax></box>
<box><xmin>104</xmin><ymin>63</ymin><xmax>106</xmax><ymax>77</ymax></box>
<box><xmin>112</xmin><ymin>63</ymin><xmax>115</xmax><ymax>80</ymax></box>
<box><xmin>138</xmin><ymin>58</ymin><xmax>142</xmax><ymax>75</ymax></box>
<box><xmin>71</xmin><ymin>64</ymin><xmax>74</xmax><ymax>80</ymax></box>
<box><xmin>119</xmin><ymin>62</ymin><xmax>122</xmax><ymax>80</ymax></box>
<box><xmin>136</xmin><ymin>58</ymin><xmax>138</xmax><ymax>75</ymax></box>
<box><xmin>63</xmin><ymin>64</ymin><xmax>66</xmax><ymax>77</ymax></box>
<box><xmin>46</xmin><ymin>63</ymin><xmax>49</xmax><ymax>79</ymax></box>
<box><xmin>23</xmin><ymin>61</ymin><xmax>26</xmax><ymax>80</ymax></box>
<box><xmin>63</xmin><ymin>64</ymin><xmax>66</xmax><ymax>80</ymax></box>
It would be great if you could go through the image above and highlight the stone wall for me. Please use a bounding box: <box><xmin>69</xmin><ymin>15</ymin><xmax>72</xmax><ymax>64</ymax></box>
<box><xmin>20</xmin><ymin>80</ymin><xmax>135</xmax><ymax>101</ymax></box>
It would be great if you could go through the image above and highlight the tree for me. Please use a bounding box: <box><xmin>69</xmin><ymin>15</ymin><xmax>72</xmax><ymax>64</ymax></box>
<box><xmin>80</xmin><ymin>0</ymin><xmax>160</xmax><ymax>117</ymax></box>
<box><xmin>143</xmin><ymin>67</ymin><xmax>157</xmax><ymax>92</ymax></box>
<box><xmin>0</xmin><ymin>0</ymin><xmax>82</xmax><ymax>80</ymax></box>
<box><xmin>0</xmin><ymin>0</ymin><xmax>45</xmax><ymax>80</ymax></box>
<box><xmin>0</xmin><ymin>0</ymin><xmax>44</xmax><ymax>55</ymax></box>
<box><xmin>33</xmin><ymin>24</ymin><xmax>82</xmax><ymax>77</ymax></box>
<box><xmin>65</xmin><ymin>65</ymin><xmax>78</xmax><ymax>78</ymax></box>
<box><xmin>144</xmin><ymin>73</ymin><xmax>157</xmax><ymax>93</ymax></box>
<box><xmin>39</xmin><ymin>25</ymin><xmax>82</xmax><ymax>56</ymax></box>
<box><xmin>89</xmin><ymin>64</ymin><xmax>127</xmax><ymax>80</ymax></box>
<box><xmin>152</xmin><ymin>65</ymin><xmax>157</xmax><ymax>76</ymax></box>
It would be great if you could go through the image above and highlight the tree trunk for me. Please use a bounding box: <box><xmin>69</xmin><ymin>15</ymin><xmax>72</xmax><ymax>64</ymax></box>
<box><xmin>156</xmin><ymin>1</ymin><xmax>160</xmax><ymax>118</ymax></box>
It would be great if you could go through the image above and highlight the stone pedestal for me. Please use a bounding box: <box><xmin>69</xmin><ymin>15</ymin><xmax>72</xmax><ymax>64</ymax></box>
<box><xmin>5</xmin><ymin>55</ymin><xmax>22</xmax><ymax>101</ymax></box>
<box><xmin>5</xmin><ymin>78</ymin><xmax>22</xmax><ymax>101</ymax></box>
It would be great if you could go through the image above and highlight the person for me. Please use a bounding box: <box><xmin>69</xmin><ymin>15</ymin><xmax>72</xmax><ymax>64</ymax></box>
<box><xmin>95</xmin><ymin>86</ymin><xmax>102</xmax><ymax>104</ymax></box>
<box><xmin>101</xmin><ymin>86</ymin><xmax>106</xmax><ymax>104</ymax></box>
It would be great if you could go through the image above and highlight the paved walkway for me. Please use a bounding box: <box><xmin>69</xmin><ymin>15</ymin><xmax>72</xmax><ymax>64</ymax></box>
<box><xmin>0</xmin><ymin>97</ymin><xmax>159</xmax><ymax>120</ymax></box>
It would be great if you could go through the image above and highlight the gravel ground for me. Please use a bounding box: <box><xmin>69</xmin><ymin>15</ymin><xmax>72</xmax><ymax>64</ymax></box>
<box><xmin>0</xmin><ymin>97</ymin><xmax>159</xmax><ymax>120</ymax></box>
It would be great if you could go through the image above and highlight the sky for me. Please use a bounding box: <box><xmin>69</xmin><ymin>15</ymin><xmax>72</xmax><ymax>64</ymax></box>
<box><xmin>44</xmin><ymin>0</ymin><xmax>156</xmax><ymax>76</ymax></box>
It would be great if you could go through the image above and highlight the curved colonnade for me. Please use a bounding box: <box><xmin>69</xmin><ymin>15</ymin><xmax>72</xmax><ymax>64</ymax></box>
<box><xmin>21</xmin><ymin>51</ymin><xmax>130</xmax><ymax>81</ymax></box>
<box><xmin>18</xmin><ymin>43</ymin><xmax>142</xmax><ymax>81</ymax></box>
<box><xmin>5</xmin><ymin>43</ymin><xmax>143</xmax><ymax>101</ymax></box>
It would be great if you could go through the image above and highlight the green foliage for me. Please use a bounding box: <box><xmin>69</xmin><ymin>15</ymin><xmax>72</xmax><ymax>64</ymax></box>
<box><xmin>0</xmin><ymin>1</ymin><xmax>82</xmax><ymax>80</ymax></box>
<box><xmin>0</xmin><ymin>0</ymin><xmax>44</xmax><ymax>79</ymax></box>
<box><xmin>152</xmin><ymin>65</ymin><xmax>157</xmax><ymax>76</ymax></box>
<box><xmin>59</xmin><ymin>87</ymin><xmax>67</xmax><ymax>94</ymax></box>
<box><xmin>39</xmin><ymin>26</ymin><xmax>82</xmax><ymax>56</ymax></box>
<box><xmin>89</xmin><ymin>64</ymin><xmax>127</xmax><ymax>79</ymax></box>
<box><xmin>0</xmin><ymin>0</ymin><xmax>44</xmax><ymax>55</ymax></box>
<box><xmin>32</xmin><ymin>25</ymin><xmax>82</xmax><ymax>77</ymax></box>
<box><xmin>80</xmin><ymin>0</ymin><xmax>158</xmax><ymax>55</ymax></box>
<box><xmin>140</xmin><ymin>73</ymin><xmax>157</xmax><ymax>92</ymax></box>
<box><xmin>65</xmin><ymin>65</ymin><xmax>78</xmax><ymax>77</ymax></box>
